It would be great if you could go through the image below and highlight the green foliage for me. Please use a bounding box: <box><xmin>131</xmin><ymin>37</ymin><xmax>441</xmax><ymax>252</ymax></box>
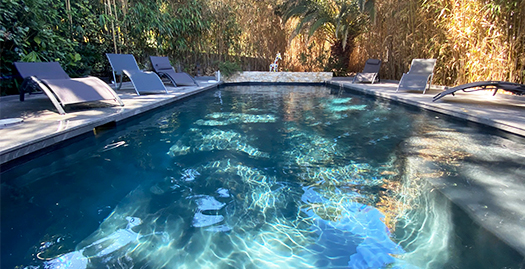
<box><xmin>0</xmin><ymin>0</ymin><xmax>108</xmax><ymax>94</ymax></box>
<box><xmin>1</xmin><ymin>0</ymin><xmax>522</xmax><ymax>95</ymax></box>
<box><xmin>0</xmin><ymin>0</ymin><xmax>212</xmax><ymax>95</ymax></box>
<box><xmin>280</xmin><ymin>0</ymin><xmax>373</xmax><ymax>76</ymax></box>
<box><xmin>1</xmin><ymin>0</ymin><xmax>31</xmax><ymax>94</ymax></box>
<box><xmin>205</xmin><ymin>1</ymin><xmax>241</xmax><ymax>60</ymax></box>
<box><xmin>218</xmin><ymin>61</ymin><xmax>241</xmax><ymax>78</ymax></box>
<box><xmin>0</xmin><ymin>0</ymin><xmax>289</xmax><ymax>95</ymax></box>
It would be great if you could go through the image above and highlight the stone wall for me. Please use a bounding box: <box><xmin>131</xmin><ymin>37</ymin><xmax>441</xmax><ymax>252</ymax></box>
<box><xmin>224</xmin><ymin>71</ymin><xmax>333</xmax><ymax>83</ymax></box>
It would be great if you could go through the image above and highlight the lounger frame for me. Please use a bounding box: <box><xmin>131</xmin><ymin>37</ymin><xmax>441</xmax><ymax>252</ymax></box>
<box><xmin>433</xmin><ymin>81</ymin><xmax>525</xmax><ymax>101</ymax></box>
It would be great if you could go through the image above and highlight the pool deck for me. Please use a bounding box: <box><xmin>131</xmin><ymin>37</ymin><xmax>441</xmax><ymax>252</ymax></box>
<box><xmin>1</xmin><ymin>77</ymin><xmax>525</xmax><ymax>258</ymax></box>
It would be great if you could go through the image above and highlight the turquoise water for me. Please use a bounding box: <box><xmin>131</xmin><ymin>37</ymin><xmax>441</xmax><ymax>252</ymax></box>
<box><xmin>1</xmin><ymin>85</ymin><xmax>523</xmax><ymax>268</ymax></box>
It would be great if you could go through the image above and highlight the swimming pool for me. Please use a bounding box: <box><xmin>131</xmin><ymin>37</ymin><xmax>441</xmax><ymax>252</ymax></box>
<box><xmin>1</xmin><ymin>85</ymin><xmax>524</xmax><ymax>268</ymax></box>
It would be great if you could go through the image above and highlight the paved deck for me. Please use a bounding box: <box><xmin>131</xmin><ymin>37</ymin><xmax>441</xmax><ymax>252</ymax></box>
<box><xmin>1</xmin><ymin>78</ymin><xmax>524</xmax><ymax>258</ymax></box>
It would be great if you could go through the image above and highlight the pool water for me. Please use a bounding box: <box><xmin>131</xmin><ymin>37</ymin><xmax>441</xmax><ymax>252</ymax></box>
<box><xmin>1</xmin><ymin>85</ymin><xmax>524</xmax><ymax>268</ymax></box>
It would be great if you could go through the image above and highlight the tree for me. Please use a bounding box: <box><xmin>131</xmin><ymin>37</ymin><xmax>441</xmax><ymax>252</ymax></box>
<box><xmin>280</xmin><ymin>0</ymin><xmax>373</xmax><ymax>76</ymax></box>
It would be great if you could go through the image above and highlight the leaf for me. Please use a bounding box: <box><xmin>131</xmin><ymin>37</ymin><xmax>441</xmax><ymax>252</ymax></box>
<box><xmin>309</xmin><ymin>17</ymin><xmax>329</xmax><ymax>37</ymax></box>
<box><xmin>21</xmin><ymin>51</ymin><xmax>41</xmax><ymax>62</ymax></box>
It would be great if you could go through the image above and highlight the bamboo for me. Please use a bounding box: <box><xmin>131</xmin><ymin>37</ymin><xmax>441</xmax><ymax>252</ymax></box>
<box><xmin>107</xmin><ymin>0</ymin><xmax>117</xmax><ymax>54</ymax></box>
<box><xmin>65</xmin><ymin>0</ymin><xmax>72</xmax><ymax>37</ymax></box>
<box><xmin>348</xmin><ymin>0</ymin><xmax>524</xmax><ymax>86</ymax></box>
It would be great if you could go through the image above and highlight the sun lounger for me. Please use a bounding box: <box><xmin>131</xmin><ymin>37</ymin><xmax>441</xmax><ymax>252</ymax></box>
<box><xmin>352</xmin><ymin>59</ymin><xmax>381</xmax><ymax>84</ymax></box>
<box><xmin>106</xmin><ymin>53</ymin><xmax>168</xmax><ymax>95</ymax></box>
<box><xmin>396</xmin><ymin>59</ymin><xmax>436</xmax><ymax>94</ymax></box>
<box><xmin>14</xmin><ymin>62</ymin><xmax>124</xmax><ymax>115</ymax></box>
<box><xmin>433</xmin><ymin>81</ymin><xmax>525</xmax><ymax>101</ymax></box>
<box><xmin>149</xmin><ymin>56</ymin><xmax>198</xmax><ymax>87</ymax></box>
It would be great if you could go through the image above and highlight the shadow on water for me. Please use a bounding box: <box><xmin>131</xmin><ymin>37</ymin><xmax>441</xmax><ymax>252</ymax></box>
<box><xmin>446</xmin><ymin>201</ymin><xmax>525</xmax><ymax>269</ymax></box>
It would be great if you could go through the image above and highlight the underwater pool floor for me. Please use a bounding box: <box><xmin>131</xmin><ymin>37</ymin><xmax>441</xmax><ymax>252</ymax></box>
<box><xmin>1</xmin><ymin>81</ymin><xmax>524</xmax><ymax>268</ymax></box>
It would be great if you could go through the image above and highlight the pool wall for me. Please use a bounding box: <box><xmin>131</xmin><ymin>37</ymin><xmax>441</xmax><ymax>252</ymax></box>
<box><xmin>225</xmin><ymin>71</ymin><xmax>333</xmax><ymax>83</ymax></box>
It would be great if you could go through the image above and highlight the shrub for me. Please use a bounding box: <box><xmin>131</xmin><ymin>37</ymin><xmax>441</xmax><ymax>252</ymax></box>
<box><xmin>218</xmin><ymin>61</ymin><xmax>241</xmax><ymax>78</ymax></box>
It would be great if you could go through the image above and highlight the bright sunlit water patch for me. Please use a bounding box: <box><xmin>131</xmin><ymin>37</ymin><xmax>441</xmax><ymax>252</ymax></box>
<box><xmin>1</xmin><ymin>85</ymin><xmax>523</xmax><ymax>269</ymax></box>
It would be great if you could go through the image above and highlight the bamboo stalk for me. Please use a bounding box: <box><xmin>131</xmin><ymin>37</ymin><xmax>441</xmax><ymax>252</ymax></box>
<box><xmin>65</xmin><ymin>0</ymin><xmax>72</xmax><ymax>37</ymax></box>
<box><xmin>106</xmin><ymin>0</ymin><xmax>117</xmax><ymax>54</ymax></box>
